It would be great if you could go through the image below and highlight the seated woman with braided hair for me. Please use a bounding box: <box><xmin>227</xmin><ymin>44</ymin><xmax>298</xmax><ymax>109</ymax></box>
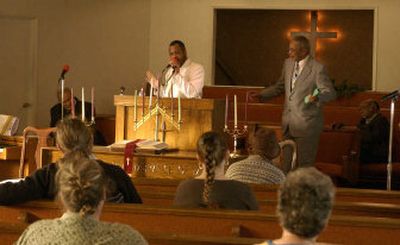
<box><xmin>16</xmin><ymin>154</ymin><xmax>148</xmax><ymax>244</ymax></box>
<box><xmin>173</xmin><ymin>131</ymin><xmax>258</xmax><ymax>210</ymax></box>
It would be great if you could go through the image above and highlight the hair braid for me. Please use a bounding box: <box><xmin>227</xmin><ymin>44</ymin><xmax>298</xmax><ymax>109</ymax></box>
<box><xmin>197</xmin><ymin>132</ymin><xmax>228</xmax><ymax>209</ymax></box>
<box><xmin>202</xmin><ymin>145</ymin><xmax>217</xmax><ymax>207</ymax></box>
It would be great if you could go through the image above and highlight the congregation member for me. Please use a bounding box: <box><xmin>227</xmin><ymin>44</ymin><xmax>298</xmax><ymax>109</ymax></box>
<box><xmin>0</xmin><ymin>118</ymin><xmax>142</xmax><ymax>205</ymax></box>
<box><xmin>358</xmin><ymin>99</ymin><xmax>389</xmax><ymax>164</ymax></box>
<box><xmin>251</xmin><ymin>35</ymin><xmax>336</xmax><ymax>173</ymax></box>
<box><xmin>146</xmin><ymin>40</ymin><xmax>205</xmax><ymax>98</ymax></box>
<box><xmin>16</xmin><ymin>155</ymin><xmax>147</xmax><ymax>245</ymax></box>
<box><xmin>174</xmin><ymin>131</ymin><xmax>258</xmax><ymax>210</ymax></box>
<box><xmin>50</xmin><ymin>87</ymin><xmax>106</xmax><ymax>145</ymax></box>
<box><xmin>257</xmin><ymin>167</ymin><xmax>335</xmax><ymax>245</ymax></box>
<box><xmin>226</xmin><ymin>126</ymin><xmax>285</xmax><ymax>184</ymax></box>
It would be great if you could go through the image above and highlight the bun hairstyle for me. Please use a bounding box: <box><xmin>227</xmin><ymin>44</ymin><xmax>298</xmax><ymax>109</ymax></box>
<box><xmin>56</xmin><ymin>118</ymin><xmax>93</xmax><ymax>157</ymax></box>
<box><xmin>56</xmin><ymin>153</ymin><xmax>106</xmax><ymax>217</ymax></box>
<box><xmin>196</xmin><ymin>131</ymin><xmax>228</xmax><ymax>207</ymax></box>
<box><xmin>248</xmin><ymin>125</ymin><xmax>281</xmax><ymax>160</ymax></box>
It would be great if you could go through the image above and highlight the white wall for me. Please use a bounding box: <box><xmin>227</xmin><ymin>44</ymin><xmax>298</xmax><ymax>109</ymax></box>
<box><xmin>0</xmin><ymin>0</ymin><xmax>150</xmax><ymax>127</ymax></box>
<box><xmin>1</xmin><ymin>0</ymin><xmax>399</xmax><ymax>128</ymax></box>
<box><xmin>149</xmin><ymin>0</ymin><xmax>400</xmax><ymax>91</ymax></box>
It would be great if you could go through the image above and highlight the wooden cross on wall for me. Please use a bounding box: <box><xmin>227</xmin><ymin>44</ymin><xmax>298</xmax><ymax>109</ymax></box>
<box><xmin>291</xmin><ymin>10</ymin><xmax>337</xmax><ymax>56</ymax></box>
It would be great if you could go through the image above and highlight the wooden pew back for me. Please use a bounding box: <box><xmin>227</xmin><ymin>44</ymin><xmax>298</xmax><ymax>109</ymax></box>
<box><xmin>1</xmin><ymin>201</ymin><xmax>400</xmax><ymax>245</ymax></box>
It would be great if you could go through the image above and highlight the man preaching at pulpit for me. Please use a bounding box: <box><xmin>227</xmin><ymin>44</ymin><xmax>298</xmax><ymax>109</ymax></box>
<box><xmin>251</xmin><ymin>36</ymin><xmax>336</xmax><ymax>173</ymax></box>
<box><xmin>146</xmin><ymin>40</ymin><xmax>205</xmax><ymax>98</ymax></box>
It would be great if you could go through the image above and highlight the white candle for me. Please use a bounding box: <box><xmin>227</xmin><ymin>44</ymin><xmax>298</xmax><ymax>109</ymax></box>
<box><xmin>178</xmin><ymin>94</ymin><xmax>181</xmax><ymax>122</ymax></box>
<box><xmin>71</xmin><ymin>88</ymin><xmax>75</xmax><ymax>118</ymax></box>
<box><xmin>149</xmin><ymin>85</ymin><xmax>153</xmax><ymax>109</ymax></box>
<box><xmin>81</xmin><ymin>87</ymin><xmax>85</xmax><ymax>122</ymax></box>
<box><xmin>141</xmin><ymin>87</ymin><xmax>144</xmax><ymax>118</ymax></box>
<box><xmin>133</xmin><ymin>90</ymin><xmax>137</xmax><ymax>122</ymax></box>
<box><xmin>234</xmin><ymin>94</ymin><xmax>237</xmax><ymax>128</ymax></box>
<box><xmin>91</xmin><ymin>87</ymin><xmax>95</xmax><ymax>122</ymax></box>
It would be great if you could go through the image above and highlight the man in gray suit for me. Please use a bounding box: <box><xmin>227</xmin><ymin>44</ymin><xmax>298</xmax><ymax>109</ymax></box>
<box><xmin>251</xmin><ymin>36</ymin><xmax>336</xmax><ymax>173</ymax></box>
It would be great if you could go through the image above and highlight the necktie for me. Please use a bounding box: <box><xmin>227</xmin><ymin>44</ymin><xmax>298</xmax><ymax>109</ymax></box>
<box><xmin>291</xmin><ymin>62</ymin><xmax>300</xmax><ymax>91</ymax></box>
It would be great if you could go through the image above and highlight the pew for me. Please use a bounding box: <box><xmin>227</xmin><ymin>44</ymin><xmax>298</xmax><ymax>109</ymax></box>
<box><xmin>0</xmin><ymin>221</ymin><xmax>264</xmax><ymax>245</ymax></box>
<box><xmin>136</xmin><ymin>189</ymin><xmax>400</xmax><ymax>219</ymax></box>
<box><xmin>1</xmin><ymin>201</ymin><xmax>400</xmax><ymax>245</ymax></box>
<box><xmin>133</xmin><ymin>177</ymin><xmax>400</xmax><ymax>205</ymax></box>
<box><xmin>131</xmin><ymin>178</ymin><xmax>400</xmax><ymax>219</ymax></box>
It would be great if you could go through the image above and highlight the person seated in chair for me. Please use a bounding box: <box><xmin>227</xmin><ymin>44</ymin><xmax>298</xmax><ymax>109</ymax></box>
<box><xmin>173</xmin><ymin>131</ymin><xmax>259</xmax><ymax>210</ymax></box>
<box><xmin>225</xmin><ymin>126</ymin><xmax>285</xmax><ymax>184</ymax></box>
<box><xmin>0</xmin><ymin>118</ymin><xmax>142</xmax><ymax>205</ymax></box>
<box><xmin>256</xmin><ymin>167</ymin><xmax>335</xmax><ymax>245</ymax></box>
<box><xmin>16</xmin><ymin>155</ymin><xmax>147</xmax><ymax>245</ymax></box>
<box><xmin>358</xmin><ymin>99</ymin><xmax>389</xmax><ymax>164</ymax></box>
<box><xmin>50</xmin><ymin>87</ymin><xmax>106</xmax><ymax>145</ymax></box>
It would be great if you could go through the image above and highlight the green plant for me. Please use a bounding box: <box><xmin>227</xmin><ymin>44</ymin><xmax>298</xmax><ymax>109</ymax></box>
<box><xmin>332</xmin><ymin>79</ymin><xmax>366</xmax><ymax>98</ymax></box>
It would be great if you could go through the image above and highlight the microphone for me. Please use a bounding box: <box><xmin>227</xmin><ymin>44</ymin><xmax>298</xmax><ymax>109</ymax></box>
<box><xmin>59</xmin><ymin>64</ymin><xmax>70</xmax><ymax>80</ymax></box>
<box><xmin>381</xmin><ymin>89</ymin><xmax>400</xmax><ymax>101</ymax></box>
<box><xmin>165</xmin><ymin>57</ymin><xmax>179</xmax><ymax>70</ymax></box>
<box><xmin>162</xmin><ymin>64</ymin><xmax>177</xmax><ymax>73</ymax></box>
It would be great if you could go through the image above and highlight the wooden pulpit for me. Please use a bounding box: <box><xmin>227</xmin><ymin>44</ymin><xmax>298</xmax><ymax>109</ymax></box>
<box><xmin>114</xmin><ymin>95</ymin><xmax>225</xmax><ymax>151</ymax></box>
<box><xmin>41</xmin><ymin>96</ymin><xmax>226</xmax><ymax>179</ymax></box>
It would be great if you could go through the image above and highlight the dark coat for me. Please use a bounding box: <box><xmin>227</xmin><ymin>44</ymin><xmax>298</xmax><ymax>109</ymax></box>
<box><xmin>358</xmin><ymin>113</ymin><xmax>390</xmax><ymax>164</ymax></box>
<box><xmin>0</xmin><ymin>160</ymin><xmax>142</xmax><ymax>205</ymax></box>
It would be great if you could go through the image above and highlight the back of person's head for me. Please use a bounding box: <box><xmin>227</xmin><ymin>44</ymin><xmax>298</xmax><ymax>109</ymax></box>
<box><xmin>248</xmin><ymin>125</ymin><xmax>281</xmax><ymax>160</ymax></box>
<box><xmin>197</xmin><ymin>131</ymin><xmax>228</xmax><ymax>207</ymax></box>
<box><xmin>56</xmin><ymin>118</ymin><xmax>93</xmax><ymax>156</ymax></box>
<box><xmin>277</xmin><ymin>167</ymin><xmax>335</xmax><ymax>239</ymax></box>
<box><xmin>56</xmin><ymin>154</ymin><xmax>106</xmax><ymax>217</ymax></box>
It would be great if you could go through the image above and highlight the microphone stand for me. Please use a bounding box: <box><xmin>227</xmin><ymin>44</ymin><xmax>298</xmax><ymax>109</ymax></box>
<box><xmin>387</xmin><ymin>96</ymin><xmax>398</xmax><ymax>190</ymax></box>
<box><xmin>60</xmin><ymin>78</ymin><xmax>65</xmax><ymax>122</ymax></box>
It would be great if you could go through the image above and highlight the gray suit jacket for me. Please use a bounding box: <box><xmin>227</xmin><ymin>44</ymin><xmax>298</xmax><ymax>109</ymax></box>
<box><xmin>260</xmin><ymin>57</ymin><xmax>336</xmax><ymax>137</ymax></box>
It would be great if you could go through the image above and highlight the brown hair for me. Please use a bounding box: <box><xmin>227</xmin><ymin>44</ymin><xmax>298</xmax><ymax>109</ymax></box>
<box><xmin>197</xmin><ymin>131</ymin><xmax>228</xmax><ymax>207</ymax></box>
<box><xmin>277</xmin><ymin>167</ymin><xmax>335</xmax><ymax>238</ymax></box>
<box><xmin>56</xmin><ymin>153</ymin><xmax>106</xmax><ymax>217</ymax></box>
<box><xmin>248</xmin><ymin>125</ymin><xmax>281</xmax><ymax>160</ymax></box>
<box><xmin>56</xmin><ymin>118</ymin><xmax>93</xmax><ymax>157</ymax></box>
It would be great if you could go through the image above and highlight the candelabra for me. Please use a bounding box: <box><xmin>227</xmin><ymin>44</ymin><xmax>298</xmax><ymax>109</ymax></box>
<box><xmin>224</xmin><ymin>124</ymin><xmax>248</xmax><ymax>158</ymax></box>
<box><xmin>132</xmin><ymin>91</ymin><xmax>182</xmax><ymax>142</ymax></box>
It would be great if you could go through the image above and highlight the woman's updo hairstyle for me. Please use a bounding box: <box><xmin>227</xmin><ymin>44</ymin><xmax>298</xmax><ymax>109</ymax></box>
<box><xmin>56</xmin><ymin>153</ymin><xmax>106</xmax><ymax>217</ymax></box>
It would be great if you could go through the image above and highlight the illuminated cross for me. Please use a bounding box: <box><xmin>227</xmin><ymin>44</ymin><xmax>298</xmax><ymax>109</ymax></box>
<box><xmin>291</xmin><ymin>10</ymin><xmax>337</xmax><ymax>56</ymax></box>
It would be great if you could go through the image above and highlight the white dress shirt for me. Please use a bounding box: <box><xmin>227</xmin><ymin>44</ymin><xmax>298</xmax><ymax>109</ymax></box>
<box><xmin>291</xmin><ymin>55</ymin><xmax>310</xmax><ymax>90</ymax></box>
<box><xmin>152</xmin><ymin>59</ymin><xmax>204</xmax><ymax>99</ymax></box>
